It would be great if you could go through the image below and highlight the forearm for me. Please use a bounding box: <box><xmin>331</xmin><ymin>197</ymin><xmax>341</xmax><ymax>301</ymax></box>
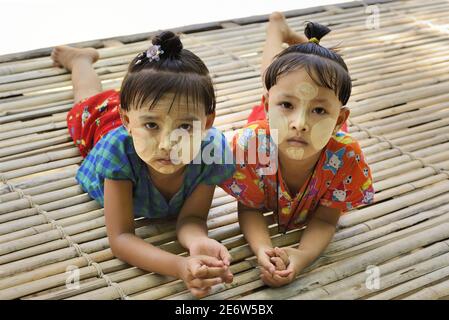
<box><xmin>176</xmin><ymin>216</ymin><xmax>209</xmax><ymax>250</ymax></box>
<box><xmin>110</xmin><ymin>233</ymin><xmax>184</xmax><ymax>278</ymax></box>
<box><xmin>295</xmin><ymin>216</ymin><xmax>337</xmax><ymax>265</ymax></box>
<box><xmin>239</xmin><ymin>205</ymin><xmax>273</xmax><ymax>253</ymax></box>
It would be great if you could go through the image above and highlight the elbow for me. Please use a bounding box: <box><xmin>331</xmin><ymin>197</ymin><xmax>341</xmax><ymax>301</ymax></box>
<box><xmin>108</xmin><ymin>233</ymin><xmax>130</xmax><ymax>260</ymax></box>
<box><xmin>109</xmin><ymin>240</ymin><xmax>123</xmax><ymax>260</ymax></box>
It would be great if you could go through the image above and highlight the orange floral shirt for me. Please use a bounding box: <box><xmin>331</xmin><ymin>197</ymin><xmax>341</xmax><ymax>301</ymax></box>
<box><xmin>220</xmin><ymin>120</ymin><xmax>374</xmax><ymax>232</ymax></box>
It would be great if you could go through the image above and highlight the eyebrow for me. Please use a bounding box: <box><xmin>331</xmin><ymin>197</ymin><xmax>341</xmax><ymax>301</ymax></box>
<box><xmin>278</xmin><ymin>93</ymin><xmax>331</xmax><ymax>104</ymax></box>
<box><xmin>139</xmin><ymin>115</ymin><xmax>200</xmax><ymax>121</ymax></box>
<box><xmin>279</xmin><ymin>93</ymin><xmax>299</xmax><ymax>100</ymax></box>
<box><xmin>178</xmin><ymin>115</ymin><xmax>201</xmax><ymax>121</ymax></box>
<box><xmin>313</xmin><ymin>98</ymin><xmax>331</xmax><ymax>104</ymax></box>
<box><xmin>139</xmin><ymin>115</ymin><xmax>161</xmax><ymax>121</ymax></box>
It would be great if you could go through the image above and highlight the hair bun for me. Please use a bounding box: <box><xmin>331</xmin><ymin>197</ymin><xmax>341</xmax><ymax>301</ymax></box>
<box><xmin>152</xmin><ymin>31</ymin><xmax>183</xmax><ymax>58</ymax></box>
<box><xmin>304</xmin><ymin>21</ymin><xmax>331</xmax><ymax>43</ymax></box>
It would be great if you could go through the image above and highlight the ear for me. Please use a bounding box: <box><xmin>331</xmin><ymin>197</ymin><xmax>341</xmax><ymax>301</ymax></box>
<box><xmin>205</xmin><ymin>112</ymin><xmax>216</xmax><ymax>129</ymax></box>
<box><xmin>119</xmin><ymin>108</ymin><xmax>131</xmax><ymax>133</ymax></box>
<box><xmin>263</xmin><ymin>92</ymin><xmax>269</xmax><ymax>114</ymax></box>
<box><xmin>334</xmin><ymin>107</ymin><xmax>350</xmax><ymax>133</ymax></box>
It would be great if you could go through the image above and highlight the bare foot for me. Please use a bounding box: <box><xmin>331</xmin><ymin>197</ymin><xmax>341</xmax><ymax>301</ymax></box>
<box><xmin>51</xmin><ymin>46</ymin><xmax>99</xmax><ymax>71</ymax></box>
<box><xmin>268</xmin><ymin>12</ymin><xmax>308</xmax><ymax>45</ymax></box>
<box><xmin>102</xmin><ymin>39</ymin><xmax>124</xmax><ymax>48</ymax></box>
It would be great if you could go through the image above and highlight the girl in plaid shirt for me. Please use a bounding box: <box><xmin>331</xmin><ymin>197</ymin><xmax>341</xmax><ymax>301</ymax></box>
<box><xmin>52</xmin><ymin>31</ymin><xmax>235</xmax><ymax>298</ymax></box>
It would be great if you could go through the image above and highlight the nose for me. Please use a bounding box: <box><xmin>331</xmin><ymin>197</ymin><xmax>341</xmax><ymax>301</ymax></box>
<box><xmin>158</xmin><ymin>130</ymin><xmax>172</xmax><ymax>152</ymax></box>
<box><xmin>290</xmin><ymin>109</ymin><xmax>309</xmax><ymax>132</ymax></box>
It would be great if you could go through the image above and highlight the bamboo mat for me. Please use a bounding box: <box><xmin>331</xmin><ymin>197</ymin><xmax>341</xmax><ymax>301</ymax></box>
<box><xmin>1</xmin><ymin>0</ymin><xmax>449</xmax><ymax>300</ymax></box>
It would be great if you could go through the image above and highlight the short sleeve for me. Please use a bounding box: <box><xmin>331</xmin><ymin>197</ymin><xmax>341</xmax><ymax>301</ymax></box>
<box><xmin>202</xmin><ymin>164</ymin><xmax>236</xmax><ymax>185</ymax></box>
<box><xmin>218</xmin><ymin>124</ymin><xmax>267</xmax><ymax>209</ymax></box>
<box><xmin>87</xmin><ymin>127</ymin><xmax>135</xmax><ymax>182</ymax></box>
<box><xmin>219</xmin><ymin>163</ymin><xmax>266</xmax><ymax>209</ymax></box>
<box><xmin>319</xmin><ymin>143</ymin><xmax>374</xmax><ymax>212</ymax></box>
<box><xmin>199</xmin><ymin>127</ymin><xmax>236</xmax><ymax>185</ymax></box>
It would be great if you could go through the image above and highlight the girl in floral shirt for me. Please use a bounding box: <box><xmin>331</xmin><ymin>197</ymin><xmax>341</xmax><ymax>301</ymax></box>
<box><xmin>220</xmin><ymin>14</ymin><xmax>374</xmax><ymax>287</ymax></box>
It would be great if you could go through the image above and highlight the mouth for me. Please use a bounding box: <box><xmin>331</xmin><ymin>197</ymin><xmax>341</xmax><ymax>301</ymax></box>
<box><xmin>155</xmin><ymin>156</ymin><xmax>173</xmax><ymax>165</ymax></box>
<box><xmin>286</xmin><ymin>136</ymin><xmax>308</xmax><ymax>147</ymax></box>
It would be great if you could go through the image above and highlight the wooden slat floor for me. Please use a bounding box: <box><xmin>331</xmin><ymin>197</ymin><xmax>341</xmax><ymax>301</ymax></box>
<box><xmin>0</xmin><ymin>0</ymin><xmax>449</xmax><ymax>300</ymax></box>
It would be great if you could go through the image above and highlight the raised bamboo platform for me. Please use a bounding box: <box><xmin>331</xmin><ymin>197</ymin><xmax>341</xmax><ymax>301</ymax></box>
<box><xmin>1</xmin><ymin>0</ymin><xmax>449</xmax><ymax>300</ymax></box>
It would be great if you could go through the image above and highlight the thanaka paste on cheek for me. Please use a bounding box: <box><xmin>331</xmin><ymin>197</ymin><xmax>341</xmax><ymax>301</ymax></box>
<box><xmin>310</xmin><ymin>117</ymin><xmax>336</xmax><ymax>150</ymax></box>
<box><xmin>131</xmin><ymin>127</ymin><xmax>158</xmax><ymax>163</ymax></box>
<box><xmin>268</xmin><ymin>106</ymin><xmax>289</xmax><ymax>144</ymax></box>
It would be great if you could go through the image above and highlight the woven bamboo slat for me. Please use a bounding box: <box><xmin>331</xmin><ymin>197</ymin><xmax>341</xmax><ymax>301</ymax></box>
<box><xmin>1</xmin><ymin>0</ymin><xmax>449</xmax><ymax>300</ymax></box>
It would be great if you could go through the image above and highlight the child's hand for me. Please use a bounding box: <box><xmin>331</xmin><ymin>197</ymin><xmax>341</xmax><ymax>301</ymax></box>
<box><xmin>257</xmin><ymin>246</ymin><xmax>290</xmax><ymax>287</ymax></box>
<box><xmin>189</xmin><ymin>238</ymin><xmax>233</xmax><ymax>283</ymax></box>
<box><xmin>177</xmin><ymin>255</ymin><xmax>228</xmax><ymax>298</ymax></box>
<box><xmin>256</xmin><ymin>246</ymin><xmax>278</xmax><ymax>274</ymax></box>
<box><xmin>267</xmin><ymin>247</ymin><xmax>289</xmax><ymax>271</ymax></box>
<box><xmin>259</xmin><ymin>247</ymin><xmax>306</xmax><ymax>287</ymax></box>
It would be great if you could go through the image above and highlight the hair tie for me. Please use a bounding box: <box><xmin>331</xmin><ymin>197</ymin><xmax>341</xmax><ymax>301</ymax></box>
<box><xmin>135</xmin><ymin>44</ymin><xmax>165</xmax><ymax>65</ymax></box>
<box><xmin>309</xmin><ymin>37</ymin><xmax>320</xmax><ymax>44</ymax></box>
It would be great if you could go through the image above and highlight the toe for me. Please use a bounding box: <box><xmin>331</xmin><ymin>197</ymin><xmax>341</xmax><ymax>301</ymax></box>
<box><xmin>269</xmin><ymin>11</ymin><xmax>285</xmax><ymax>22</ymax></box>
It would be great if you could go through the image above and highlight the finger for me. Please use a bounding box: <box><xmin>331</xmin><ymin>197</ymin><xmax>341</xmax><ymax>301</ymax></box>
<box><xmin>260</xmin><ymin>266</ymin><xmax>275</xmax><ymax>280</ymax></box>
<box><xmin>199</xmin><ymin>255</ymin><xmax>225</xmax><ymax>268</ymax></box>
<box><xmin>259</xmin><ymin>265</ymin><xmax>271</xmax><ymax>277</ymax></box>
<box><xmin>219</xmin><ymin>246</ymin><xmax>232</xmax><ymax>266</ymax></box>
<box><xmin>274</xmin><ymin>270</ymin><xmax>296</xmax><ymax>284</ymax></box>
<box><xmin>270</xmin><ymin>257</ymin><xmax>287</xmax><ymax>270</ymax></box>
<box><xmin>224</xmin><ymin>269</ymin><xmax>234</xmax><ymax>283</ymax></box>
<box><xmin>272</xmin><ymin>274</ymin><xmax>291</xmax><ymax>286</ymax></box>
<box><xmin>260</xmin><ymin>271</ymin><xmax>281</xmax><ymax>288</ymax></box>
<box><xmin>190</xmin><ymin>276</ymin><xmax>223</xmax><ymax>288</ymax></box>
<box><xmin>259</xmin><ymin>265</ymin><xmax>273</xmax><ymax>279</ymax></box>
<box><xmin>274</xmin><ymin>259</ymin><xmax>297</xmax><ymax>277</ymax></box>
<box><xmin>194</xmin><ymin>266</ymin><xmax>228</xmax><ymax>279</ymax></box>
<box><xmin>274</xmin><ymin>269</ymin><xmax>293</xmax><ymax>277</ymax></box>
<box><xmin>270</xmin><ymin>257</ymin><xmax>281</xmax><ymax>270</ymax></box>
<box><xmin>264</xmin><ymin>248</ymin><xmax>276</xmax><ymax>257</ymax></box>
<box><xmin>220</xmin><ymin>267</ymin><xmax>234</xmax><ymax>284</ymax></box>
<box><xmin>274</xmin><ymin>247</ymin><xmax>290</xmax><ymax>265</ymax></box>
<box><xmin>258</xmin><ymin>255</ymin><xmax>276</xmax><ymax>274</ymax></box>
<box><xmin>189</xmin><ymin>286</ymin><xmax>211</xmax><ymax>299</ymax></box>
<box><xmin>188</xmin><ymin>261</ymin><xmax>205</xmax><ymax>279</ymax></box>
<box><xmin>261</xmin><ymin>266</ymin><xmax>292</xmax><ymax>287</ymax></box>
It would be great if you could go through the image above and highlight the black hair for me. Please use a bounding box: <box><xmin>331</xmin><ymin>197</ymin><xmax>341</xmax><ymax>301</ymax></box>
<box><xmin>264</xmin><ymin>22</ymin><xmax>352</xmax><ymax>106</ymax></box>
<box><xmin>120</xmin><ymin>31</ymin><xmax>216</xmax><ymax>115</ymax></box>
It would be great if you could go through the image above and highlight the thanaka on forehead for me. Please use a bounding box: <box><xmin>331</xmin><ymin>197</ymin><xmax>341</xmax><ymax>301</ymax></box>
<box><xmin>272</xmin><ymin>71</ymin><xmax>339</xmax><ymax>98</ymax></box>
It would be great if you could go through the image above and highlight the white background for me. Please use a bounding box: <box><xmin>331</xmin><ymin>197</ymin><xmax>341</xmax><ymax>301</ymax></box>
<box><xmin>0</xmin><ymin>0</ymin><xmax>352</xmax><ymax>55</ymax></box>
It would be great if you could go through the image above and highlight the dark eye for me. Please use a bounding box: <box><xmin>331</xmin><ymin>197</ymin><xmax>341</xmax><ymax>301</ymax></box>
<box><xmin>279</xmin><ymin>102</ymin><xmax>293</xmax><ymax>110</ymax></box>
<box><xmin>179</xmin><ymin>123</ymin><xmax>192</xmax><ymax>131</ymax></box>
<box><xmin>313</xmin><ymin>107</ymin><xmax>327</xmax><ymax>115</ymax></box>
<box><xmin>144</xmin><ymin>122</ymin><xmax>158</xmax><ymax>130</ymax></box>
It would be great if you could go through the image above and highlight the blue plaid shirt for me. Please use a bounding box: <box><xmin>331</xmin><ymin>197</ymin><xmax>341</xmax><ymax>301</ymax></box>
<box><xmin>76</xmin><ymin>126</ymin><xmax>235</xmax><ymax>219</ymax></box>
